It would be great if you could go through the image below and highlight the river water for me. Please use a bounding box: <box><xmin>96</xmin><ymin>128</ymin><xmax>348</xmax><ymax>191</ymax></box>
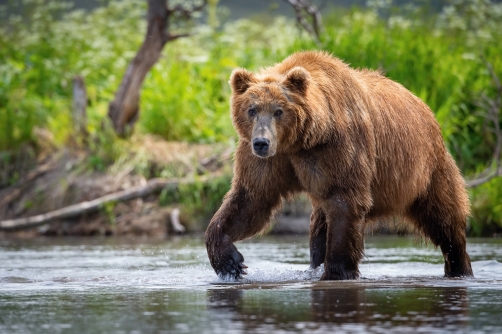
<box><xmin>1</xmin><ymin>235</ymin><xmax>502</xmax><ymax>333</ymax></box>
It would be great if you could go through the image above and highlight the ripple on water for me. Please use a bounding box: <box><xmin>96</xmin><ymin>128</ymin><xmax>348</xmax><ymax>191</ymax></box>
<box><xmin>0</xmin><ymin>276</ymin><xmax>35</xmax><ymax>283</ymax></box>
<box><xmin>1</xmin><ymin>236</ymin><xmax>502</xmax><ymax>290</ymax></box>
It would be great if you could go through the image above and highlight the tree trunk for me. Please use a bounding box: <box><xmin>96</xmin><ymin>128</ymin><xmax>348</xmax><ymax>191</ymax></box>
<box><xmin>72</xmin><ymin>76</ymin><xmax>88</xmax><ymax>140</ymax></box>
<box><xmin>108</xmin><ymin>0</ymin><xmax>169</xmax><ymax>136</ymax></box>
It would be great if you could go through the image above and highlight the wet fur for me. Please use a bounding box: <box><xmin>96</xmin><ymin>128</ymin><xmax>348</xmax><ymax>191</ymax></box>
<box><xmin>205</xmin><ymin>51</ymin><xmax>473</xmax><ymax>280</ymax></box>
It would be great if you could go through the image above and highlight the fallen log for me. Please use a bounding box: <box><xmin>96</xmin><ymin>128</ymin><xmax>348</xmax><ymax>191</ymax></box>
<box><xmin>0</xmin><ymin>176</ymin><xmax>209</xmax><ymax>231</ymax></box>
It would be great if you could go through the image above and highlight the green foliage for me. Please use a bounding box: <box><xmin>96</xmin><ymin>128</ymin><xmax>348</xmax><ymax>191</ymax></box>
<box><xmin>101</xmin><ymin>200</ymin><xmax>117</xmax><ymax>227</ymax></box>
<box><xmin>159</xmin><ymin>173</ymin><xmax>232</xmax><ymax>220</ymax></box>
<box><xmin>1</xmin><ymin>0</ymin><xmax>502</xmax><ymax>233</ymax></box>
<box><xmin>0</xmin><ymin>0</ymin><xmax>145</xmax><ymax>151</ymax></box>
<box><xmin>470</xmin><ymin>178</ymin><xmax>502</xmax><ymax>235</ymax></box>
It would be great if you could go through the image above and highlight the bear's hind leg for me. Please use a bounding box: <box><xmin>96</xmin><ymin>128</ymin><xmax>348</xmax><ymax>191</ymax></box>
<box><xmin>309</xmin><ymin>204</ymin><xmax>327</xmax><ymax>269</ymax></box>
<box><xmin>408</xmin><ymin>186</ymin><xmax>473</xmax><ymax>278</ymax></box>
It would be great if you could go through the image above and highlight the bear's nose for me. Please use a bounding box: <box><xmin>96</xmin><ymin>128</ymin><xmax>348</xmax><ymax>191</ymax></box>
<box><xmin>253</xmin><ymin>138</ymin><xmax>270</xmax><ymax>154</ymax></box>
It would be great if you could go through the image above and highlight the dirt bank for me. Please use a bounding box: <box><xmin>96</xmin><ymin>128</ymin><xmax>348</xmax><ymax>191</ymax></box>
<box><xmin>0</xmin><ymin>135</ymin><xmax>234</xmax><ymax>238</ymax></box>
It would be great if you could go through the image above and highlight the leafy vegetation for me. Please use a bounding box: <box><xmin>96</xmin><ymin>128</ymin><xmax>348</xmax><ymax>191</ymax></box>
<box><xmin>0</xmin><ymin>0</ymin><xmax>501</xmax><ymax>234</ymax></box>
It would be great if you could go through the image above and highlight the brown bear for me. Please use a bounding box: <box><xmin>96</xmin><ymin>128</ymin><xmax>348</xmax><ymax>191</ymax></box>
<box><xmin>205</xmin><ymin>51</ymin><xmax>473</xmax><ymax>280</ymax></box>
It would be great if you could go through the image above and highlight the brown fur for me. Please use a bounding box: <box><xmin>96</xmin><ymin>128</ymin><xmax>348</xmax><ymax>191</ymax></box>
<box><xmin>205</xmin><ymin>51</ymin><xmax>473</xmax><ymax>280</ymax></box>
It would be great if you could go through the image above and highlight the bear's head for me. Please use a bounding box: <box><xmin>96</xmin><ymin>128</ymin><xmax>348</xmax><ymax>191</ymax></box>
<box><xmin>229</xmin><ymin>66</ymin><xmax>310</xmax><ymax>158</ymax></box>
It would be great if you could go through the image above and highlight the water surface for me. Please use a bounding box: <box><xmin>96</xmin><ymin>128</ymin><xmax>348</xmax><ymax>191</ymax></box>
<box><xmin>1</xmin><ymin>235</ymin><xmax>502</xmax><ymax>333</ymax></box>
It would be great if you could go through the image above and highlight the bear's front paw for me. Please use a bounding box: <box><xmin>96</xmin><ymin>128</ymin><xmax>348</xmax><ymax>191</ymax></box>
<box><xmin>217</xmin><ymin>244</ymin><xmax>247</xmax><ymax>280</ymax></box>
<box><xmin>207</xmin><ymin>234</ymin><xmax>247</xmax><ymax>280</ymax></box>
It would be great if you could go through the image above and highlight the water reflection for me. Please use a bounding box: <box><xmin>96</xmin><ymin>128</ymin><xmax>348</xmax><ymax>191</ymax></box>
<box><xmin>3</xmin><ymin>285</ymin><xmax>498</xmax><ymax>333</ymax></box>
<box><xmin>207</xmin><ymin>285</ymin><xmax>471</xmax><ymax>332</ymax></box>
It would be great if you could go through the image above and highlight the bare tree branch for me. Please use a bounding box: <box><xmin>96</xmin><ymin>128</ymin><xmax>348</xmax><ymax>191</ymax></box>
<box><xmin>163</xmin><ymin>0</ymin><xmax>208</xmax><ymax>43</ymax></box>
<box><xmin>466</xmin><ymin>166</ymin><xmax>502</xmax><ymax>188</ymax></box>
<box><xmin>167</xmin><ymin>0</ymin><xmax>207</xmax><ymax>17</ymax></box>
<box><xmin>283</xmin><ymin>0</ymin><xmax>323</xmax><ymax>46</ymax></box>
<box><xmin>72</xmin><ymin>76</ymin><xmax>88</xmax><ymax>140</ymax></box>
<box><xmin>165</xmin><ymin>32</ymin><xmax>192</xmax><ymax>43</ymax></box>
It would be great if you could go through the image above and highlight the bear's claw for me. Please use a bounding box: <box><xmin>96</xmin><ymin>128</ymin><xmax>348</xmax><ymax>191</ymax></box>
<box><xmin>211</xmin><ymin>235</ymin><xmax>246</xmax><ymax>281</ymax></box>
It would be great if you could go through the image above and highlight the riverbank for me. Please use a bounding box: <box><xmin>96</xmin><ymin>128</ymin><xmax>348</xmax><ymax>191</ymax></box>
<box><xmin>0</xmin><ymin>135</ymin><xmax>235</xmax><ymax>238</ymax></box>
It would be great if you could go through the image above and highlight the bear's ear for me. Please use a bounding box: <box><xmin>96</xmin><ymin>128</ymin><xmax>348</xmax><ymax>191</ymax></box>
<box><xmin>229</xmin><ymin>68</ymin><xmax>256</xmax><ymax>95</ymax></box>
<box><xmin>283</xmin><ymin>67</ymin><xmax>310</xmax><ymax>95</ymax></box>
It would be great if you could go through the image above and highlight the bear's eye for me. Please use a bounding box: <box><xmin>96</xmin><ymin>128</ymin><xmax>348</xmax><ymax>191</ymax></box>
<box><xmin>273</xmin><ymin>109</ymin><xmax>283</xmax><ymax>117</ymax></box>
<box><xmin>248</xmin><ymin>108</ymin><xmax>257</xmax><ymax>117</ymax></box>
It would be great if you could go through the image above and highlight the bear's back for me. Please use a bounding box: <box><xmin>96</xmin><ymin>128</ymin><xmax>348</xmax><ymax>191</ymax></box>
<box><xmin>265</xmin><ymin>51</ymin><xmax>453</xmax><ymax>215</ymax></box>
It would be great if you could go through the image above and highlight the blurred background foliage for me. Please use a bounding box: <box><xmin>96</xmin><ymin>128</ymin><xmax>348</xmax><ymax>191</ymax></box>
<box><xmin>0</xmin><ymin>0</ymin><xmax>501</xmax><ymax>234</ymax></box>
